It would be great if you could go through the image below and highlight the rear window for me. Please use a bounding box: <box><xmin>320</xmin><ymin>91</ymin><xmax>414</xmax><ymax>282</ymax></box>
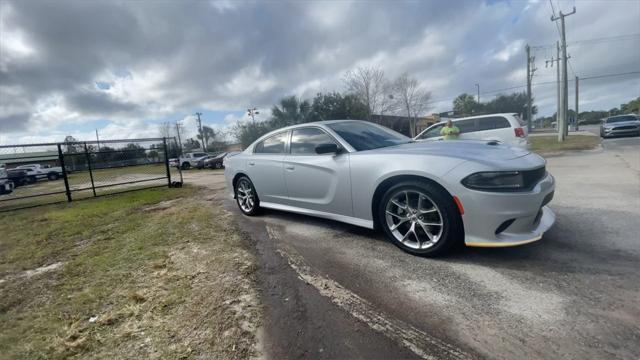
<box><xmin>254</xmin><ymin>132</ymin><xmax>287</xmax><ymax>154</ymax></box>
<box><xmin>477</xmin><ymin>116</ymin><xmax>511</xmax><ymax>131</ymax></box>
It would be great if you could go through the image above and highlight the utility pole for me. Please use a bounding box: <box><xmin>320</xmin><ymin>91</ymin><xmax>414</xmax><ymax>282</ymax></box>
<box><xmin>175</xmin><ymin>121</ymin><xmax>183</xmax><ymax>155</ymax></box>
<box><xmin>525</xmin><ymin>45</ymin><xmax>536</xmax><ymax>133</ymax></box>
<box><xmin>575</xmin><ymin>76</ymin><xmax>579</xmax><ymax>131</ymax></box>
<box><xmin>552</xmin><ymin>6</ymin><xmax>576</xmax><ymax>140</ymax></box>
<box><xmin>545</xmin><ymin>42</ymin><xmax>562</xmax><ymax>139</ymax></box>
<box><xmin>475</xmin><ymin>83</ymin><xmax>480</xmax><ymax>103</ymax></box>
<box><xmin>195</xmin><ymin>112</ymin><xmax>205</xmax><ymax>152</ymax></box>
<box><xmin>556</xmin><ymin>42</ymin><xmax>561</xmax><ymax>140</ymax></box>
<box><xmin>95</xmin><ymin>129</ymin><xmax>100</xmax><ymax>151</ymax></box>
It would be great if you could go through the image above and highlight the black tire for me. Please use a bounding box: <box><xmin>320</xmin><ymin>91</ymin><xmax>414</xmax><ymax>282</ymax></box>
<box><xmin>378</xmin><ymin>181</ymin><xmax>463</xmax><ymax>257</ymax></box>
<box><xmin>181</xmin><ymin>162</ymin><xmax>191</xmax><ymax>170</ymax></box>
<box><xmin>47</xmin><ymin>172</ymin><xmax>59</xmax><ymax>180</ymax></box>
<box><xmin>235</xmin><ymin>176</ymin><xmax>260</xmax><ymax>216</ymax></box>
<box><xmin>27</xmin><ymin>176</ymin><xmax>37</xmax><ymax>184</ymax></box>
<box><xmin>215</xmin><ymin>162</ymin><xmax>222</xmax><ymax>169</ymax></box>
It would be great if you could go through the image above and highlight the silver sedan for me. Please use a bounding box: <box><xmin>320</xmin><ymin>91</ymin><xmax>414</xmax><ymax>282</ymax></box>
<box><xmin>224</xmin><ymin>120</ymin><xmax>555</xmax><ymax>256</ymax></box>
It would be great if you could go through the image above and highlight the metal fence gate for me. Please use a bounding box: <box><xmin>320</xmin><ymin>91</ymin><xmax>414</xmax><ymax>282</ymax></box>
<box><xmin>0</xmin><ymin>137</ymin><xmax>180</xmax><ymax>213</ymax></box>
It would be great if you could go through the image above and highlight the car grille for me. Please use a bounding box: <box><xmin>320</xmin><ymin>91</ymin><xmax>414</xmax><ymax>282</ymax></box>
<box><xmin>613</xmin><ymin>125</ymin><xmax>637</xmax><ymax>130</ymax></box>
<box><xmin>522</xmin><ymin>166</ymin><xmax>546</xmax><ymax>190</ymax></box>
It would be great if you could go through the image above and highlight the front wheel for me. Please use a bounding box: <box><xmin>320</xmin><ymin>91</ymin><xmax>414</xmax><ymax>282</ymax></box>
<box><xmin>235</xmin><ymin>176</ymin><xmax>260</xmax><ymax>215</ymax></box>
<box><xmin>47</xmin><ymin>172</ymin><xmax>59</xmax><ymax>180</ymax></box>
<box><xmin>181</xmin><ymin>162</ymin><xmax>191</xmax><ymax>170</ymax></box>
<box><xmin>378</xmin><ymin>181</ymin><xmax>463</xmax><ymax>257</ymax></box>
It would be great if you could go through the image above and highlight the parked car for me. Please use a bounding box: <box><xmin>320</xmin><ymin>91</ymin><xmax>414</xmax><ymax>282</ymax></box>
<box><xmin>196</xmin><ymin>155</ymin><xmax>218</xmax><ymax>169</ymax></box>
<box><xmin>600</xmin><ymin>114</ymin><xmax>640</xmax><ymax>138</ymax></box>
<box><xmin>169</xmin><ymin>152</ymin><xmax>210</xmax><ymax>170</ymax></box>
<box><xmin>14</xmin><ymin>164</ymin><xmax>63</xmax><ymax>181</ymax></box>
<box><xmin>0</xmin><ymin>164</ymin><xmax>15</xmax><ymax>195</ymax></box>
<box><xmin>203</xmin><ymin>152</ymin><xmax>229</xmax><ymax>169</ymax></box>
<box><xmin>414</xmin><ymin>113</ymin><xmax>528</xmax><ymax>149</ymax></box>
<box><xmin>224</xmin><ymin>120</ymin><xmax>555</xmax><ymax>257</ymax></box>
<box><xmin>6</xmin><ymin>168</ymin><xmax>29</xmax><ymax>186</ymax></box>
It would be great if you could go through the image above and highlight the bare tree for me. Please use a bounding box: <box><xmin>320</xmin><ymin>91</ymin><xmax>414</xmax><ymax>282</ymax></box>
<box><xmin>343</xmin><ymin>66</ymin><xmax>390</xmax><ymax>120</ymax></box>
<box><xmin>391</xmin><ymin>73</ymin><xmax>432</xmax><ymax>137</ymax></box>
<box><xmin>158</xmin><ymin>122</ymin><xmax>173</xmax><ymax>138</ymax></box>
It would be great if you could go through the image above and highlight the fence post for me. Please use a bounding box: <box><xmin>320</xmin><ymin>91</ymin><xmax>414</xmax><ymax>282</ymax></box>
<box><xmin>163</xmin><ymin>137</ymin><xmax>172</xmax><ymax>188</ymax></box>
<box><xmin>57</xmin><ymin>144</ymin><xmax>72</xmax><ymax>202</ymax></box>
<box><xmin>84</xmin><ymin>142</ymin><xmax>97</xmax><ymax>197</ymax></box>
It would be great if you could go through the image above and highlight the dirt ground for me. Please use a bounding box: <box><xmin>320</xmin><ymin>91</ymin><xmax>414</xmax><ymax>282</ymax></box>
<box><xmin>0</xmin><ymin>184</ymin><xmax>261</xmax><ymax>359</ymax></box>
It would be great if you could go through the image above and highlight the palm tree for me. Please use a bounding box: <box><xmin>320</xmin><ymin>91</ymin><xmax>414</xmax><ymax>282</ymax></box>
<box><xmin>271</xmin><ymin>96</ymin><xmax>311</xmax><ymax>128</ymax></box>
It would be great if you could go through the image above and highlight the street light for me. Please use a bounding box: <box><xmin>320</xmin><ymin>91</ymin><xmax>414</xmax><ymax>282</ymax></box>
<box><xmin>247</xmin><ymin>107</ymin><xmax>259</xmax><ymax>122</ymax></box>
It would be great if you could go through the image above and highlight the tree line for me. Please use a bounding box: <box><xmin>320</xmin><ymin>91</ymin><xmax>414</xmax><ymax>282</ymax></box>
<box><xmin>234</xmin><ymin>67</ymin><xmax>433</xmax><ymax>148</ymax></box>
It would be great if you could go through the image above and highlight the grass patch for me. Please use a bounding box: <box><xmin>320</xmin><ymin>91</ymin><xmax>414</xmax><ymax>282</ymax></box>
<box><xmin>0</xmin><ymin>186</ymin><xmax>260</xmax><ymax>359</ymax></box>
<box><xmin>530</xmin><ymin>135</ymin><xmax>600</xmax><ymax>155</ymax></box>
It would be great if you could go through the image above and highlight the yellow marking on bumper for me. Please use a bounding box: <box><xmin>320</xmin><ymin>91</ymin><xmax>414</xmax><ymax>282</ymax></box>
<box><xmin>466</xmin><ymin>235</ymin><xmax>543</xmax><ymax>248</ymax></box>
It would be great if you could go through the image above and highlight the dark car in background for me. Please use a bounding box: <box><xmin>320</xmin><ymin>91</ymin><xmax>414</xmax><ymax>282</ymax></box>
<box><xmin>600</xmin><ymin>114</ymin><xmax>640</xmax><ymax>138</ymax></box>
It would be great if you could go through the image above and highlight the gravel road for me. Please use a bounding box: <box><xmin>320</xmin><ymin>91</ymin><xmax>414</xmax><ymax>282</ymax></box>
<box><xmin>187</xmin><ymin>135</ymin><xmax>640</xmax><ymax>359</ymax></box>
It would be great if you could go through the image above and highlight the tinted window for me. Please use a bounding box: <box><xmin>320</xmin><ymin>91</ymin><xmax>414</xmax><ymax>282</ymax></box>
<box><xmin>326</xmin><ymin>121</ymin><xmax>410</xmax><ymax>151</ymax></box>
<box><xmin>456</xmin><ymin>119</ymin><xmax>477</xmax><ymax>133</ymax></box>
<box><xmin>254</xmin><ymin>132</ymin><xmax>287</xmax><ymax>154</ymax></box>
<box><xmin>418</xmin><ymin>124</ymin><xmax>444</xmax><ymax>139</ymax></box>
<box><xmin>291</xmin><ymin>128</ymin><xmax>336</xmax><ymax>155</ymax></box>
<box><xmin>477</xmin><ymin>116</ymin><xmax>511</xmax><ymax>131</ymax></box>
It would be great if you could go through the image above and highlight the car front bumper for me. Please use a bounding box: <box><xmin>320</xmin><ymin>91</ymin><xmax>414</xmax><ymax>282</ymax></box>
<box><xmin>602</xmin><ymin>126</ymin><xmax>640</xmax><ymax>136</ymax></box>
<box><xmin>447</xmin><ymin>167</ymin><xmax>556</xmax><ymax>247</ymax></box>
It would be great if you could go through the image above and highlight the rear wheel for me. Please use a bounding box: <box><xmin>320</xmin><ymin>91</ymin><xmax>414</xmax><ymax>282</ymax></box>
<box><xmin>181</xmin><ymin>162</ymin><xmax>191</xmax><ymax>170</ymax></box>
<box><xmin>47</xmin><ymin>172</ymin><xmax>59</xmax><ymax>180</ymax></box>
<box><xmin>235</xmin><ymin>176</ymin><xmax>260</xmax><ymax>215</ymax></box>
<box><xmin>378</xmin><ymin>181</ymin><xmax>463</xmax><ymax>257</ymax></box>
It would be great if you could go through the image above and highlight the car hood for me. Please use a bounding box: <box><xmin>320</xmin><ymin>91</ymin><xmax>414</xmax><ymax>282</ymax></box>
<box><xmin>362</xmin><ymin>140</ymin><xmax>531</xmax><ymax>161</ymax></box>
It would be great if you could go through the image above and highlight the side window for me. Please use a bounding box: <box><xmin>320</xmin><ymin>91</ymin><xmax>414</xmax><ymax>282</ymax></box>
<box><xmin>456</xmin><ymin>119</ymin><xmax>478</xmax><ymax>134</ymax></box>
<box><xmin>477</xmin><ymin>117</ymin><xmax>511</xmax><ymax>131</ymax></box>
<box><xmin>419</xmin><ymin>124</ymin><xmax>444</xmax><ymax>139</ymax></box>
<box><xmin>290</xmin><ymin>128</ymin><xmax>336</xmax><ymax>155</ymax></box>
<box><xmin>254</xmin><ymin>132</ymin><xmax>287</xmax><ymax>154</ymax></box>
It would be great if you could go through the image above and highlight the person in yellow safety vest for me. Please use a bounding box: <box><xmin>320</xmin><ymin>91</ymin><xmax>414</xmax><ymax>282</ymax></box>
<box><xmin>440</xmin><ymin>119</ymin><xmax>460</xmax><ymax>140</ymax></box>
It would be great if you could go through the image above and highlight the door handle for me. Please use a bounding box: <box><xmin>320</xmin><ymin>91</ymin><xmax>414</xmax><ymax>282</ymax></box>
<box><xmin>285</xmin><ymin>165</ymin><xmax>295</xmax><ymax>171</ymax></box>
<box><xmin>248</xmin><ymin>161</ymin><xmax>255</xmax><ymax>166</ymax></box>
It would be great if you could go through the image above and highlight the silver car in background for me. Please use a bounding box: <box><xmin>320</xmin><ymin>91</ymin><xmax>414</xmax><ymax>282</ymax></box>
<box><xmin>224</xmin><ymin>120</ymin><xmax>555</xmax><ymax>256</ymax></box>
<box><xmin>600</xmin><ymin>114</ymin><xmax>640</xmax><ymax>138</ymax></box>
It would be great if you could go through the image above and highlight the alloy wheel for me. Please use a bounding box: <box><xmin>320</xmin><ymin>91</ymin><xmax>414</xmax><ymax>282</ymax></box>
<box><xmin>384</xmin><ymin>190</ymin><xmax>444</xmax><ymax>250</ymax></box>
<box><xmin>236</xmin><ymin>179</ymin><xmax>256</xmax><ymax>213</ymax></box>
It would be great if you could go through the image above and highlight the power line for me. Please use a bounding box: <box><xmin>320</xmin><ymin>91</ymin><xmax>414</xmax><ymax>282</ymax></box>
<box><xmin>530</xmin><ymin>33</ymin><xmax>640</xmax><ymax>50</ymax></box>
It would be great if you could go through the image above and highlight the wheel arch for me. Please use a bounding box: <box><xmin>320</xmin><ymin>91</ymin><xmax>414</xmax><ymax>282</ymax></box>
<box><xmin>231</xmin><ymin>172</ymin><xmax>250</xmax><ymax>198</ymax></box>
<box><xmin>370</xmin><ymin>174</ymin><xmax>459</xmax><ymax>230</ymax></box>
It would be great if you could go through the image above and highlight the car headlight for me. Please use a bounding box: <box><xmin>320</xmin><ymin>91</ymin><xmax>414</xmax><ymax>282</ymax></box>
<box><xmin>461</xmin><ymin>171</ymin><xmax>524</xmax><ymax>191</ymax></box>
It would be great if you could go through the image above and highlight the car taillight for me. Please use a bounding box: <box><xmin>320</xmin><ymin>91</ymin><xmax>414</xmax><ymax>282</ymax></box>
<box><xmin>514</xmin><ymin>127</ymin><xmax>525</xmax><ymax>138</ymax></box>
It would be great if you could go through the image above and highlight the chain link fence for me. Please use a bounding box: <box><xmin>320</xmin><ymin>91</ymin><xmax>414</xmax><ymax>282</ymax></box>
<box><xmin>0</xmin><ymin>138</ymin><xmax>182</xmax><ymax>212</ymax></box>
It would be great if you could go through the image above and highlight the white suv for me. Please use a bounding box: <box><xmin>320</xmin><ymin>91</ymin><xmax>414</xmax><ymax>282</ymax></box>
<box><xmin>414</xmin><ymin>113</ymin><xmax>529</xmax><ymax>149</ymax></box>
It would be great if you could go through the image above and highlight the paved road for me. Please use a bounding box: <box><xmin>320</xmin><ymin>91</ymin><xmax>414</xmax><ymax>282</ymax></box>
<box><xmin>190</xmin><ymin>135</ymin><xmax>640</xmax><ymax>359</ymax></box>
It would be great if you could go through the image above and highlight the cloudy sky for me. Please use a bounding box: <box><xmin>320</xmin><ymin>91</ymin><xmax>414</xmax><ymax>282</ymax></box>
<box><xmin>1</xmin><ymin>0</ymin><xmax>638</xmax><ymax>144</ymax></box>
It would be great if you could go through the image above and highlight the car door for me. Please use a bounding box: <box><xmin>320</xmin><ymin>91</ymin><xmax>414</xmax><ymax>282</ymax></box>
<box><xmin>247</xmin><ymin>131</ymin><xmax>289</xmax><ymax>203</ymax></box>
<box><xmin>282</xmin><ymin>127</ymin><xmax>352</xmax><ymax>216</ymax></box>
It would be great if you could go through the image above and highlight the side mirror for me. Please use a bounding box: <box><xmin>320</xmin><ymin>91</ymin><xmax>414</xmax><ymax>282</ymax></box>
<box><xmin>315</xmin><ymin>143</ymin><xmax>339</xmax><ymax>155</ymax></box>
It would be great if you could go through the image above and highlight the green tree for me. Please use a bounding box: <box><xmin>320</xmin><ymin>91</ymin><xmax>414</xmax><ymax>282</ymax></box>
<box><xmin>271</xmin><ymin>96</ymin><xmax>311</xmax><ymax>128</ymax></box>
<box><xmin>197</xmin><ymin>125</ymin><xmax>216</xmax><ymax>150</ymax></box>
<box><xmin>453</xmin><ymin>93</ymin><xmax>483</xmax><ymax>116</ymax></box>
<box><xmin>484</xmin><ymin>92</ymin><xmax>537</xmax><ymax>119</ymax></box>
<box><xmin>233</xmin><ymin>121</ymin><xmax>272</xmax><ymax>149</ymax></box>
<box><xmin>307</xmin><ymin>92</ymin><xmax>368</xmax><ymax>122</ymax></box>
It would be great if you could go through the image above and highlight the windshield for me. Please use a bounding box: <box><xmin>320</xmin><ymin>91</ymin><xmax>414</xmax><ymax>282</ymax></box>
<box><xmin>327</xmin><ymin>121</ymin><xmax>411</xmax><ymax>151</ymax></box>
<box><xmin>606</xmin><ymin>115</ymin><xmax>638</xmax><ymax>124</ymax></box>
